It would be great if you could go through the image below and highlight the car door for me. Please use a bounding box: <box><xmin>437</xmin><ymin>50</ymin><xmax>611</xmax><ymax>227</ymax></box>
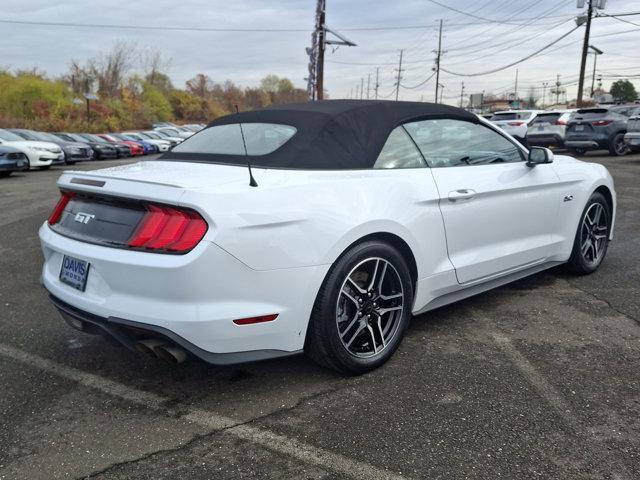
<box><xmin>404</xmin><ymin>119</ymin><xmax>561</xmax><ymax>285</ymax></box>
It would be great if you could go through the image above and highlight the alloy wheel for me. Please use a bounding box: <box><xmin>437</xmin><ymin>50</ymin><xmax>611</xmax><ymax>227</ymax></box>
<box><xmin>580</xmin><ymin>202</ymin><xmax>608</xmax><ymax>265</ymax></box>
<box><xmin>336</xmin><ymin>257</ymin><xmax>405</xmax><ymax>358</ymax></box>
<box><xmin>614</xmin><ymin>135</ymin><xmax>628</xmax><ymax>155</ymax></box>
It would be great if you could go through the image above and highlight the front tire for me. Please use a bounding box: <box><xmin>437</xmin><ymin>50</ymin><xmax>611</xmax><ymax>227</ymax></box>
<box><xmin>567</xmin><ymin>192</ymin><xmax>611</xmax><ymax>275</ymax></box>
<box><xmin>305</xmin><ymin>241</ymin><xmax>413</xmax><ymax>375</ymax></box>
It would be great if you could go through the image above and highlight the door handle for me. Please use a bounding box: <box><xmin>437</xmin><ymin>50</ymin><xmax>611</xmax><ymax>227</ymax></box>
<box><xmin>448</xmin><ymin>189</ymin><xmax>476</xmax><ymax>202</ymax></box>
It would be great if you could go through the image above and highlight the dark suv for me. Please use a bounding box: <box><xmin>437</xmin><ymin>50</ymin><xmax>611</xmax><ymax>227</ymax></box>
<box><xmin>623</xmin><ymin>107</ymin><xmax>640</xmax><ymax>153</ymax></box>
<box><xmin>564</xmin><ymin>107</ymin><xmax>629</xmax><ymax>156</ymax></box>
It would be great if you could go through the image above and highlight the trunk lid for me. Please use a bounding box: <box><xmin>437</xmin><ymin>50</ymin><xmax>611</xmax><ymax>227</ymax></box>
<box><xmin>58</xmin><ymin>160</ymin><xmax>250</xmax><ymax>192</ymax></box>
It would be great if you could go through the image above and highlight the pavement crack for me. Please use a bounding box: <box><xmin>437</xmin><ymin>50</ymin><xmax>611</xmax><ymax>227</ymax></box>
<box><xmin>567</xmin><ymin>280</ymin><xmax>640</xmax><ymax>325</ymax></box>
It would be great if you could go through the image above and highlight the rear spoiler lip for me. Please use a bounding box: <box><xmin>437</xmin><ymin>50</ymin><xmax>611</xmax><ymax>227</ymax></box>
<box><xmin>59</xmin><ymin>171</ymin><xmax>182</xmax><ymax>188</ymax></box>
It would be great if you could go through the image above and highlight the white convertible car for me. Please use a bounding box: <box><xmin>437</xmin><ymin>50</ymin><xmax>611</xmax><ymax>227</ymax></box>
<box><xmin>40</xmin><ymin>101</ymin><xmax>615</xmax><ymax>374</ymax></box>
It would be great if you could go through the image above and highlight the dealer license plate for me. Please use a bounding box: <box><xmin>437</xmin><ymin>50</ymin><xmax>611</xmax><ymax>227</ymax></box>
<box><xmin>59</xmin><ymin>255</ymin><xmax>90</xmax><ymax>292</ymax></box>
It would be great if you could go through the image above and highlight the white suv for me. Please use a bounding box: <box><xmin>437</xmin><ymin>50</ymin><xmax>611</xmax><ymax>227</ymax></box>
<box><xmin>490</xmin><ymin>110</ymin><xmax>538</xmax><ymax>145</ymax></box>
<box><xmin>527</xmin><ymin>110</ymin><xmax>576</xmax><ymax>148</ymax></box>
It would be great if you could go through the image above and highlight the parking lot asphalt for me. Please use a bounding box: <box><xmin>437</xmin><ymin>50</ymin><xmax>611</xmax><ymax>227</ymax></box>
<box><xmin>0</xmin><ymin>152</ymin><xmax>639</xmax><ymax>480</ymax></box>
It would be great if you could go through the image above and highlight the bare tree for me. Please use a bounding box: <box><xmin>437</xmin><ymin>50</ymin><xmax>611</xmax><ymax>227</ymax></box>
<box><xmin>186</xmin><ymin>74</ymin><xmax>214</xmax><ymax>98</ymax></box>
<box><xmin>92</xmin><ymin>41</ymin><xmax>136</xmax><ymax>98</ymax></box>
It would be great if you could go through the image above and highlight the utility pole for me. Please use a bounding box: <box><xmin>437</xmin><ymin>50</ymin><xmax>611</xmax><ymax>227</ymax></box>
<box><xmin>360</xmin><ymin>77</ymin><xmax>364</xmax><ymax>100</ymax></box>
<box><xmin>459</xmin><ymin>82</ymin><xmax>465</xmax><ymax>108</ymax></box>
<box><xmin>374</xmin><ymin>67</ymin><xmax>380</xmax><ymax>99</ymax></box>
<box><xmin>542</xmin><ymin>82</ymin><xmax>549</xmax><ymax>108</ymax></box>
<box><xmin>366</xmin><ymin>73</ymin><xmax>371</xmax><ymax>100</ymax></box>
<box><xmin>577</xmin><ymin>0</ymin><xmax>594</xmax><ymax>107</ymax></box>
<box><xmin>555</xmin><ymin>74</ymin><xmax>561</xmax><ymax>106</ymax></box>
<box><xmin>395</xmin><ymin>49</ymin><xmax>404</xmax><ymax>101</ymax></box>
<box><xmin>434</xmin><ymin>19</ymin><xmax>443</xmax><ymax>104</ymax></box>
<box><xmin>307</xmin><ymin>0</ymin><xmax>356</xmax><ymax>101</ymax></box>
<box><xmin>514</xmin><ymin>68</ymin><xmax>519</xmax><ymax>105</ymax></box>
<box><xmin>316</xmin><ymin>4</ymin><xmax>326</xmax><ymax>100</ymax></box>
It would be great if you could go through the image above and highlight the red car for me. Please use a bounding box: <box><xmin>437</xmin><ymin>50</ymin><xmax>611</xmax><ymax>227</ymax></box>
<box><xmin>98</xmin><ymin>134</ymin><xmax>144</xmax><ymax>156</ymax></box>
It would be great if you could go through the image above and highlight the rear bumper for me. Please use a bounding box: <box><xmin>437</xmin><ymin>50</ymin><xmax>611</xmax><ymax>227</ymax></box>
<box><xmin>564</xmin><ymin>140</ymin><xmax>599</xmax><ymax>149</ymax></box>
<box><xmin>527</xmin><ymin>133</ymin><xmax>564</xmax><ymax>146</ymax></box>
<box><xmin>49</xmin><ymin>294</ymin><xmax>300</xmax><ymax>365</ymax></box>
<box><xmin>39</xmin><ymin>223</ymin><xmax>326</xmax><ymax>359</ymax></box>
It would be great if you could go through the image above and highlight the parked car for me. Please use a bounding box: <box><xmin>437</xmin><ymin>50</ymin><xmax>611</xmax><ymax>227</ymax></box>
<box><xmin>623</xmin><ymin>107</ymin><xmax>640</xmax><ymax>153</ymax></box>
<box><xmin>155</xmin><ymin>126</ymin><xmax>194</xmax><ymax>139</ymax></box>
<box><xmin>54</xmin><ymin>132</ymin><xmax>118</xmax><ymax>160</ymax></box>
<box><xmin>40</xmin><ymin>100</ymin><xmax>615</xmax><ymax>375</ymax></box>
<box><xmin>526</xmin><ymin>110</ymin><xmax>575</xmax><ymax>148</ymax></box>
<box><xmin>10</xmin><ymin>129</ymin><xmax>93</xmax><ymax>165</ymax></box>
<box><xmin>110</xmin><ymin>133</ymin><xmax>158</xmax><ymax>155</ymax></box>
<box><xmin>565</xmin><ymin>107</ymin><xmax>629</xmax><ymax>156</ymax></box>
<box><xmin>97</xmin><ymin>134</ymin><xmax>144</xmax><ymax>156</ymax></box>
<box><xmin>77</xmin><ymin>133</ymin><xmax>133</xmax><ymax>158</ymax></box>
<box><xmin>147</xmin><ymin>130</ymin><xmax>184</xmax><ymax>145</ymax></box>
<box><xmin>138</xmin><ymin>130</ymin><xmax>178</xmax><ymax>148</ymax></box>
<box><xmin>0</xmin><ymin>128</ymin><xmax>60</xmax><ymax>169</ymax></box>
<box><xmin>0</xmin><ymin>145</ymin><xmax>29</xmax><ymax>177</ymax></box>
<box><xmin>122</xmin><ymin>132</ymin><xmax>171</xmax><ymax>152</ymax></box>
<box><xmin>490</xmin><ymin>110</ymin><xmax>538</xmax><ymax>145</ymax></box>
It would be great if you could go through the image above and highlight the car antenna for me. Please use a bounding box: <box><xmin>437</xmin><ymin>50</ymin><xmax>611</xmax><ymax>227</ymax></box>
<box><xmin>235</xmin><ymin>105</ymin><xmax>258</xmax><ymax>187</ymax></box>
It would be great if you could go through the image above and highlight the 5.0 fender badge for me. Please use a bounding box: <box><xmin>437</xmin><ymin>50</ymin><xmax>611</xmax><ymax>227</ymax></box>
<box><xmin>563</xmin><ymin>195</ymin><xmax>574</xmax><ymax>202</ymax></box>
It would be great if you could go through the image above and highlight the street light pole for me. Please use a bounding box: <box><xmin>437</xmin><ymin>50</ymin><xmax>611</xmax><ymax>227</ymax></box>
<box><xmin>589</xmin><ymin>45</ymin><xmax>603</xmax><ymax>97</ymax></box>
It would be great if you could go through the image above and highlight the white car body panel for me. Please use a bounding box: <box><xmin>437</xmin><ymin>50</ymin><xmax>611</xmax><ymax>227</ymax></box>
<box><xmin>39</xmin><ymin>148</ymin><xmax>615</xmax><ymax>360</ymax></box>
<box><xmin>0</xmin><ymin>140</ymin><xmax>62</xmax><ymax>169</ymax></box>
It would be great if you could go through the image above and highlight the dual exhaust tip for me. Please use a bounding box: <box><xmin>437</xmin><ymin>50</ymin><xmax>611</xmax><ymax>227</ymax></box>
<box><xmin>135</xmin><ymin>338</ymin><xmax>188</xmax><ymax>364</ymax></box>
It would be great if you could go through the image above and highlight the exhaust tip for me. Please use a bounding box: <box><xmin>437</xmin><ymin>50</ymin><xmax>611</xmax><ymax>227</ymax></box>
<box><xmin>154</xmin><ymin>345</ymin><xmax>188</xmax><ymax>364</ymax></box>
<box><xmin>135</xmin><ymin>338</ymin><xmax>166</xmax><ymax>357</ymax></box>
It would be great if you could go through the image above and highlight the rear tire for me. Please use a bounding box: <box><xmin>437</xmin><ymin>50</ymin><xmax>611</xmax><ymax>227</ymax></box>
<box><xmin>566</xmin><ymin>192</ymin><xmax>611</xmax><ymax>275</ymax></box>
<box><xmin>609</xmin><ymin>132</ymin><xmax>628</xmax><ymax>156</ymax></box>
<box><xmin>305</xmin><ymin>240</ymin><xmax>413</xmax><ymax>375</ymax></box>
<box><xmin>0</xmin><ymin>172</ymin><xmax>11</xmax><ymax>177</ymax></box>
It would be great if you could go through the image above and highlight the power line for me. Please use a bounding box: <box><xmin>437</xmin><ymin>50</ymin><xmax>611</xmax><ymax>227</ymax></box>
<box><xmin>425</xmin><ymin>0</ymin><xmax>540</xmax><ymax>25</ymax></box>
<box><xmin>441</xmin><ymin>25</ymin><xmax>581</xmax><ymax>77</ymax></box>
<box><xmin>401</xmin><ymin>72</ymin><xmax>436</xmax><ymax>89</ymax></box>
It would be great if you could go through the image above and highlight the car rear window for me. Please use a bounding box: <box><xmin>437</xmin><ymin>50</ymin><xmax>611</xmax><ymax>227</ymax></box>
<box><xmin>532</xmin><ymin>113</ymin><xmax>561</xmax><ymax>124</ymax></box>
<box><xmin>574</xmin><ymin>109</ymin><xmax>608</xmax><ymax>119</ymax></box>
<box><xmin>171</xmin><ymin>123</ymin><xmax>297</xmax><ymax>156</ymax></box>
<box><xmin>491</xmin><ymin>112</ymin><xmax>533</xmax><ymax>121</ymax></box>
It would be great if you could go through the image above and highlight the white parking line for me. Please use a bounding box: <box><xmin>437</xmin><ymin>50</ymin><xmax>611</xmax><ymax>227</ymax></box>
<box><xmin>0</xmin><ymin>344</ymin><xmax>408</xmax><ymax>480</ymax></box>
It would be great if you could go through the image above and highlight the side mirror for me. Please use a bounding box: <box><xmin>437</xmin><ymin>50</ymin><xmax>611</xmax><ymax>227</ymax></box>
<box><xmin>527</xmin><ymin>146</ymin><xmax>553</xmax><ymax>167</ymax></box>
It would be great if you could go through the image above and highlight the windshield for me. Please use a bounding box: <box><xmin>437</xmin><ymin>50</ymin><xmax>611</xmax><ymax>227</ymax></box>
<box><xmin>143</xmin><ymin>131</ymin><xmax>161</xmax><ymax>139</ymax></box>
<box><xmin>159</xmin><ymin>128</ymin><xmax>180</xmax><ymax>135</ymax></box>
<box><xmin>125</xmin><ymin>133</ymin><xmax>143</xmax><ymax>140</ymax></box>
<box><xmin>171</xmin><ymin>123</ymin><xmax>297</xmax><ymax>156</ymax></box>
<box><xmin>35</xmin><ymin>132</ymin><xmax>62</xmax><ymax>142</ymax></box>
<box><xmin>0</xmin><ymin>129</ymin><xmax>27</xmax><ymax>142</ymax></box>
<box><xmin>12</xmin><ymin>130</ymin><xmax>39</xmax><ymax>140</ymax></box>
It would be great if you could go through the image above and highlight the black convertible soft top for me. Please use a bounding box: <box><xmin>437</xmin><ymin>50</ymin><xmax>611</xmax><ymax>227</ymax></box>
<box><xmin>163</xmin><ymin>100</ymin><xmax>478</xmax><ymax>170</ymax></box>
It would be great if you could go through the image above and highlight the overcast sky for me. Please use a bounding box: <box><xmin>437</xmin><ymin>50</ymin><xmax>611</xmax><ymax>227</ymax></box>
<box><xmin>3</xmin><ymin>0</ymin><xmax>639</xmax><ymax>104</ymax></box>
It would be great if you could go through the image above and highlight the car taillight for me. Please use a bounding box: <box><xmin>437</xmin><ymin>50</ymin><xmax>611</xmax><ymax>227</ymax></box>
<box><xmin>507</xmin><ymin>121</ymin><xmax>525</xmax><ymax>126</ymax></box>
<box><xmin>592</xmin><ymin>120</ymin><xmax>612</xmax><ymax>126</ymax></box>
<box><xmin>555</xmin><ymin>120</ymin><xmax>567</xmax><ymax>125</ymax></box>
<box><xmin>48</xmin><ymin>191</ymin><xmax>75</xmax><ymax>225</ymax></box>
<box><xmin>128</xmin><ymin>205</ymin><xmax>207</xmax><ymax>253</ymax></box>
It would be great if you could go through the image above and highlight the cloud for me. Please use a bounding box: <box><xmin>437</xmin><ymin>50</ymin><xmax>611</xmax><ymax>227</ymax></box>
<box><xmin>4</xmin><ymin>0</ymin><xmax>640</xmax><ymax>103</ymax></box>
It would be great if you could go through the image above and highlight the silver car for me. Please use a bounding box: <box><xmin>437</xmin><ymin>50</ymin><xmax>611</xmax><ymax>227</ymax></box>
<box><xmin>526</xmin><ymin>110</ymin><xmax>575</xmax><ymax>148</ymax></box>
